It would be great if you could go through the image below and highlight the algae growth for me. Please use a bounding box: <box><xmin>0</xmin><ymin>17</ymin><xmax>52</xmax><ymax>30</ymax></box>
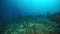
<box><xmin>3</xmin><ymin>16</ymin><xmax>59</xmax><ymax>34</ymax></box>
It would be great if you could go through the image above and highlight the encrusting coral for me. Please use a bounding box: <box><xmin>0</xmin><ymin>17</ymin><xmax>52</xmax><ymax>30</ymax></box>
<box><xmin>4</xmin><ymin>17</ymin><xmax>59</xmax><ymax>34</ymax></box>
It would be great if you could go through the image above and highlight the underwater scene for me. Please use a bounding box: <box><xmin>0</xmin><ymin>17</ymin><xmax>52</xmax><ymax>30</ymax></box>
<box><xmin>0</xmin><ymin>0</ymin><xmax>60</xmax><ymax>34</ymax></box>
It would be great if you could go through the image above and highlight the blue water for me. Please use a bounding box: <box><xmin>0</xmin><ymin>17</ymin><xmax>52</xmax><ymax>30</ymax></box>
<box><xmin>0</xmin><ymin>0</ymin><xmax>60</xmax><ymax>20</ymax></box>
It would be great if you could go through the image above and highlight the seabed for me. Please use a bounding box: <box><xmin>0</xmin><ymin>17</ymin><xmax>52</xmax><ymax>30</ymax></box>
<box><xmin>3</xmin><ymin>16</ymin><xmax>59</xmax><ymax>34</ymax></box>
